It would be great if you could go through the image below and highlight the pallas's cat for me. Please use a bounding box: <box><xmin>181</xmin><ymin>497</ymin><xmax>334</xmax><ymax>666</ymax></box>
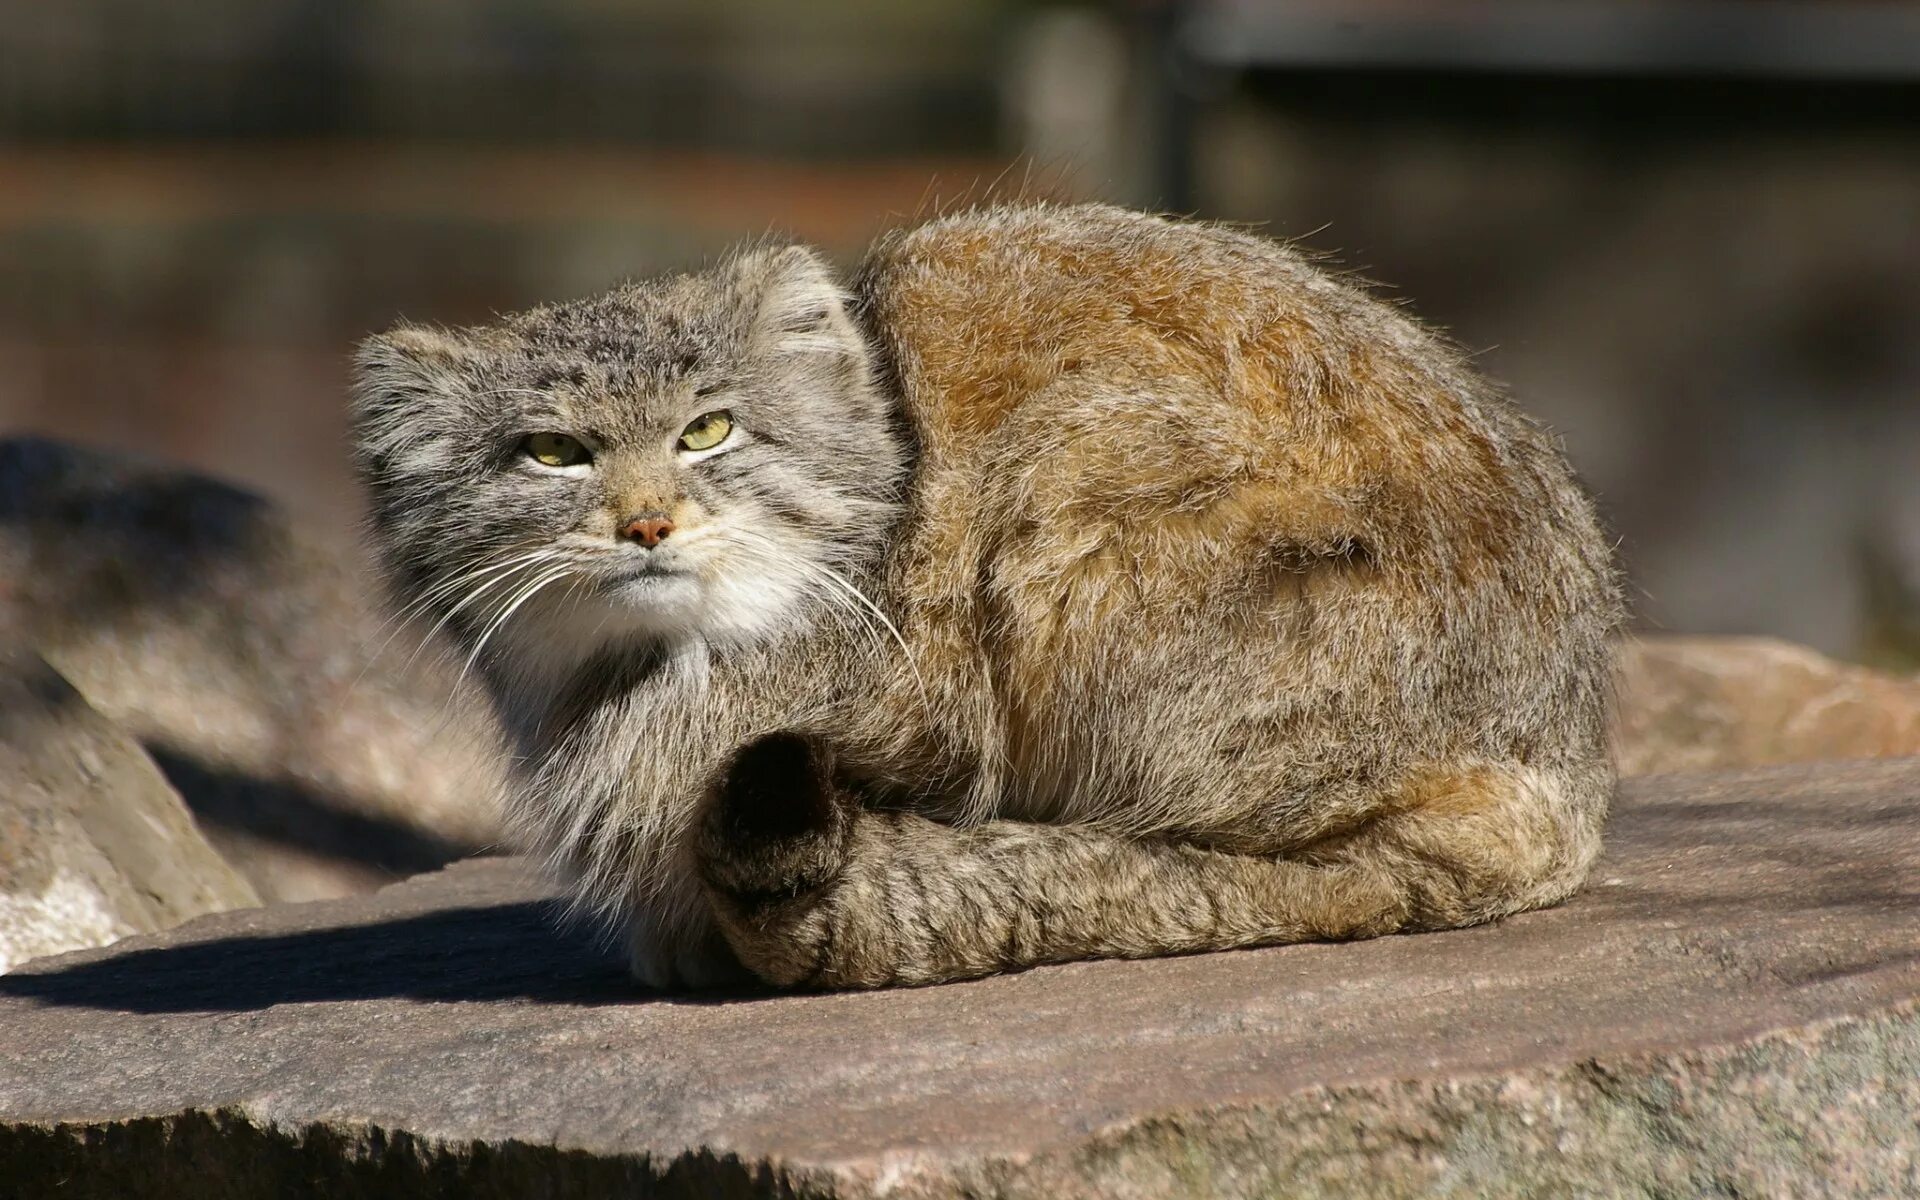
<box><xmin>353</xmin><ymin>204</ymin><xmax>1622</xmax><ymax>990</ymax></box>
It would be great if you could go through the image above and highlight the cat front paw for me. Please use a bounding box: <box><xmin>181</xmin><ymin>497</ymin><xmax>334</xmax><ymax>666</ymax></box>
<box><xmin>624</xmin><ymin>919</ymin><xmax>753</xmax><ymax>993</ymax></box>
<box><xmin>696</xmin><ymin>731</ymin><xmax>854</xmax><ymax>918</ymax></box>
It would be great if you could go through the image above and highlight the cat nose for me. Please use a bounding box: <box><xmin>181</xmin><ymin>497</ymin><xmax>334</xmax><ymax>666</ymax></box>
<box><xmin>620</xmin><ymin>513</ymin><xmax>676</xmax><ymax>548</ymax></box>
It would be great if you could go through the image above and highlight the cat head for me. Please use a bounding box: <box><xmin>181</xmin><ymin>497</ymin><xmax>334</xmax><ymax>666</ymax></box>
<box><xmin>351</xmin><ymin>245</ymin><xmax>909</xmax><ymax>692</ymax></box>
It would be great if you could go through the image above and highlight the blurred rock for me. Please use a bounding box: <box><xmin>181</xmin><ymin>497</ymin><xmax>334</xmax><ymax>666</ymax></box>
<box><xmin>0</xmin><ymin>649</ymin><xmax>257</xmax><ymax>974</ymax></box>
<box><xmin>2</xmin><ymin>759</ymin><xmax>1917</xmax><ymax>1196</ymax></box>
<box><xmin>1617</xmin><ymin>635</ymin><xmax>1920</xmax><ymax>776</ymax></box>
<box><xmin>0</xmin><ymin>436</ymin><xmax>504</xmax><ymax>902</ymax></box>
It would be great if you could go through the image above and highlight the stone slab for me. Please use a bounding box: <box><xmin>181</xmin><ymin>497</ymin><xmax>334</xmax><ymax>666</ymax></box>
<box><xmin>1</xmin><ymin>759</ymin><xmax>1917</xmax><ymax>1198</ymax></box>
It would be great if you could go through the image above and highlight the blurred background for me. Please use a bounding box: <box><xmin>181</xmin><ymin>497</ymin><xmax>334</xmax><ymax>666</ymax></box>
<box><xmin>1</xmin><ymin>0</ymin><xmax>1916</xmax><ymax>662</ymax></box>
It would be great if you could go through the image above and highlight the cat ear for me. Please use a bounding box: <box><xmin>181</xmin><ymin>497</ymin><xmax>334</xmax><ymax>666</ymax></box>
<box><xmin>351</xmin><ymin>324</ymin><xmax>474</xmax><ymax>421</ymax></box>
<box><xmin>349</xmin><ymin>324</ymin><xmax>482</xmax><ymax>483</ymax></box>
<box><xmin>736</xmin><ymin>245</ymin><xmax>864</xmax><ymax>360</ymax></box>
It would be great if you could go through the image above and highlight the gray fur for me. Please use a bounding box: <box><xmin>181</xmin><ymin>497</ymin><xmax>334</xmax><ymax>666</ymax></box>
<box><xmin>353</xmin><ymin>204</ymin><xmax>1623</xmax><ymax>990</ymax></box>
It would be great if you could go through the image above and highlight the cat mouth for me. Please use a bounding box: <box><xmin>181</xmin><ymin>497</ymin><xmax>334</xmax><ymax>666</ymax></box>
<box><xmin>603</xmin><ymin>559</ymin><xmax>703</xmax><ymax>601</ymax></box>
<box><xmin>610</xmin><ymin>561</ymin><xmax>691</xmax><ymax>586</ymax></box>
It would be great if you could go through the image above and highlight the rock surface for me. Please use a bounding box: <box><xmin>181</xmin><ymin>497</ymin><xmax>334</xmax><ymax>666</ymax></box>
<box><xmin>1617</xmin><ymin>635</ymin><xmax>1920</xmax><ymax>776</ymax></box>
<box><xmin>0</xmin><ymin>436</ymin><xmax>504</xmax><ymax>902</ymax></box>
<box><xmin>0</xmin><ymin>650</ymin><xmax>258</xmax><ymax>974</ymax></box>
<box><xmin>1</xmin><ymin>758</ymin><xmax>1916</xmax><ymax>1198</ymax></box>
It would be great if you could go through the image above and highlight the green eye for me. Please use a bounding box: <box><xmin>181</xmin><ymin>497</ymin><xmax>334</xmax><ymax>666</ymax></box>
<box><xmin>523</xmin><ymin>432</ymin><xmax>591</xmax><ymax>468</ymax></box>
<box><xmin>678</xmin><ymin>410</ymin><xmax>734</xmax><ymax>453</ymax></box>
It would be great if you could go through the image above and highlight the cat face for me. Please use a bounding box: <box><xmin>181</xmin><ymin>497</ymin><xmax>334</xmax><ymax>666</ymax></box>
<box><xmin>352</xmin><ymin>246</ymin><xmax>909</xmax><ymax>688</ymax></box>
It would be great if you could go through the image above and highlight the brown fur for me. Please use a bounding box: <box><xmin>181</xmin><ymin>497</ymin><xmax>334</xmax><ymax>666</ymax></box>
<box><xmin>355</xmin><ymin>203</ymin><xmax>1623</xmax><ymax>991</ymax></box>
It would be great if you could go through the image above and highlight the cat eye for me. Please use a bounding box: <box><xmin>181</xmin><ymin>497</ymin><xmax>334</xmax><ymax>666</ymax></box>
<box><xmin>678</xmin><ymin>410</ymin><xmax>734</xmax><ymax>453</ymax></box>
<box><xmin>523</xmin><ymin>432</ymin><xmax>591</xmax><ymax>468</ymax></box>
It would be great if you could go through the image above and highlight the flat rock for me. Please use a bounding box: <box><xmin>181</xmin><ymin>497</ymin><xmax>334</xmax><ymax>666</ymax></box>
<box><xmin>1617</xmin><ymin>635</ymin><xmax>1920</xmax><ymax>775</ymax></box>
<box><xmin>0</xmin><ymin>650</ymin><xmax>258</xmax><ymax>974</ymax></box>
<box><xmin>2</xmin><ymin>758</ymin><xmax>1916</xmax><ymax>1198</ymax></box>
<box><xmin>0</xmin><ymin>436</ymin><xmax>505</xmax><ymax>902</ymax></box>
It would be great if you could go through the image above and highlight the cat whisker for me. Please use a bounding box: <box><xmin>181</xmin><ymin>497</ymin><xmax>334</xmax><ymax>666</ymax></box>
<box><xmin>346</xmin><ymin>547</ymin><xmax>559</xmax><ymax>700</ymax></box>
<box><xmin>389</xmin><ymin>554</ymin><xmax>575</xmax><ymax>741</ymax></box>
<box><xmin>808</xmin><ymin>562</ymin><xmax>929</xmax><ymax>709</ymax></box>
<box><xmin>727</xmin><ymin>531</ymin><xmax>933</xmax><ymax>718</ymax></box>
<box><xmin>454</xmin><ymin>562</ymin><xmax>577</xmax><ymax>695</ymax></box>
<box><xmin>402</xmin><ymin>551</ymin><xmax>568</xmax><ymax>676</ymax></box>
<box><xmin>373</xmin><ymin>548</ymin><xmax>554</xmax><ymax>650</ymax></box>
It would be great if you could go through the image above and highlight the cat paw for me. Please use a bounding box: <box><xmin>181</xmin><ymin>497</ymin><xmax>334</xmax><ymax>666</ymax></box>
<box><xmin>696</xmin><ymin>731</ymin><xmax>854</xmax><ymax>918</ymax></box>
<box><xmin>625</xmin><ymin>925</ymin><xmax>754</xmax><ymax>993</ymax></box>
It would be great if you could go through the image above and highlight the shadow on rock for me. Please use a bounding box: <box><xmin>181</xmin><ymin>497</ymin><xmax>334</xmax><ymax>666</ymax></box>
<box><xmin>0</xmin><ymin>901</ymin><xmax>668</xmax><ymax>1012</ymax></box>
<box><xmin>146</xmin><ymin>747</ymin><xmax>492</xmax><ymax>886</ymax></box>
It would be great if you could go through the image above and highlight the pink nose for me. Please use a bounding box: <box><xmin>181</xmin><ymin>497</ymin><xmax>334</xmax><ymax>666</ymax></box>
<box><xmin>621</xmin><ymin>514</ymin><xmax>676</xmax><ymax>548</ymax></box>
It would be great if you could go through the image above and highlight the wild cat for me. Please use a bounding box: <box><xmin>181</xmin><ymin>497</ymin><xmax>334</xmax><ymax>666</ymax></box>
<box><xmin>352</xmin><ymin>203</ymin><xmax>1622</xmax><ymax>990</ymax></box>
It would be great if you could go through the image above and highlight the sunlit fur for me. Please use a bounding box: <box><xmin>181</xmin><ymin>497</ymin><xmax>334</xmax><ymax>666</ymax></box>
<box><xmin>354</xmin><ymin>204</ymin><xmax>1624</xmax><ymax>990</ymax></box>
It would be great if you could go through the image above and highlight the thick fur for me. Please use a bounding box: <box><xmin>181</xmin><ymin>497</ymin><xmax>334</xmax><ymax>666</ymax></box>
<box><xmin>353</xmin><ymin>204</ymin><xmax>1623</xmax><ymax>990</ymax></box>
